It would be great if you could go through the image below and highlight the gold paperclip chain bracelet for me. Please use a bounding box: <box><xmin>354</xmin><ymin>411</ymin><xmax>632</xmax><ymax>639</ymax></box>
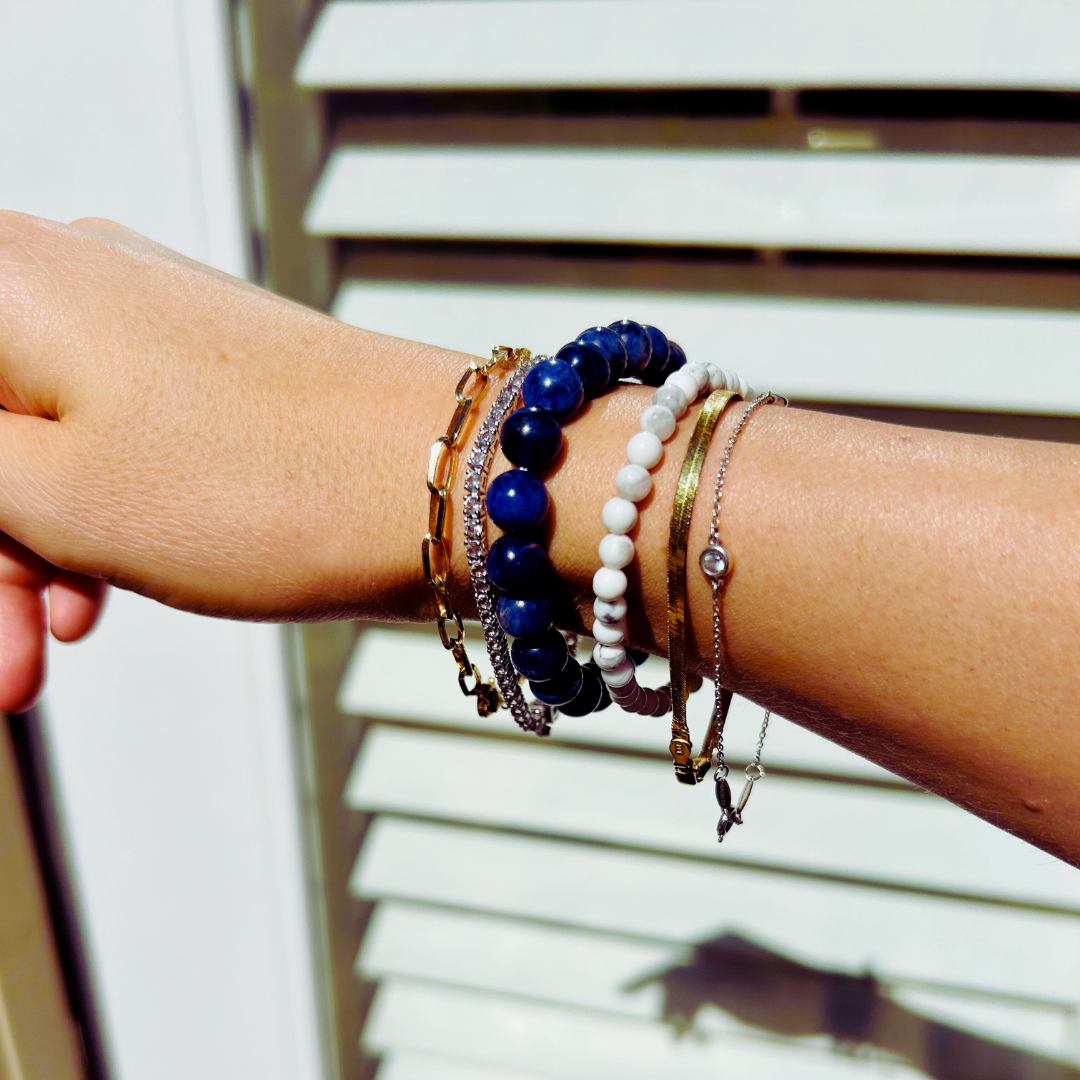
<box><xmin>423</xmin><ymin>345</ymin><xmax>531</xmax><ymax>716</ymax></box>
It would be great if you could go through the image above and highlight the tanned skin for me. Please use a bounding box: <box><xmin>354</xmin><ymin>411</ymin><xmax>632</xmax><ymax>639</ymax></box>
<box><xmin>0</xmin><ymin>212</ymin><xmax>1077</xmax><ymax>862</ymax></box>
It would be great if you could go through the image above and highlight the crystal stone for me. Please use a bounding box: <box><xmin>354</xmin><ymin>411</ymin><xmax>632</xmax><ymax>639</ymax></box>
<box><xmin>699</xmin><ymin>544</ymin><xmax>731</xmax><ymax>579</ymax></box>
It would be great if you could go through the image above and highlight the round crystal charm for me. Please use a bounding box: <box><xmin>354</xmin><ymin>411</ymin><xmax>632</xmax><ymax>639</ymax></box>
<box><xmin>699</xmin><ymin>543</ymin><xmax>731</xmax><ymax>579</ymax></box>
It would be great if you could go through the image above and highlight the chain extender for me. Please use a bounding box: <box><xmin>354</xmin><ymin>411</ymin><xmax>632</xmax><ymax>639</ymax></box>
<box><xmin>423</xmin><ymin>345</ymin><xmax>532</xmax><ymax>716</ymax></box>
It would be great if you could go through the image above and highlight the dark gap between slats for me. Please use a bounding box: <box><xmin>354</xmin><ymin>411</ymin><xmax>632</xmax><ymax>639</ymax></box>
<box><xmin>325</xmin><ymin>87</ymin><xmax>1080</xmax><ymax>156</ymax></box>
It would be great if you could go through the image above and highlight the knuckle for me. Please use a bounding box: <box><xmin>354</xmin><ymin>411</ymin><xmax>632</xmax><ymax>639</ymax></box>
<box><xmin>70</xmin><ymin>215</ymin><xmax>131</xmax><ymax>238</ymax></box>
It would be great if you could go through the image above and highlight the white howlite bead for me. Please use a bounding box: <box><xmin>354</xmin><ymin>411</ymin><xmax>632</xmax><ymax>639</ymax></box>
<box><xmin>600</xmin><ymin>659</ymin><xmax>636</xmax><ymax>688</ymax></box>
<box><xmin>722</xmin><ymin>369</ymin><xmax>740</xmax><ymax>393</ymax></box>
<box><xmin>615</xmin><ymin>464</ymin><xmax>652</xmax><ymax>503</ymax></box>
<box><xmin>599</xmin><ymin>532</ymin><xmax>634</xmax><ymax>569</ymax></box>
<box><xmin>666</xmin><ymin>369</ymin><xmax>700</xmax><ymax>404</ymax></box>
<box><xmin>592</xmin><ymin>618</ymin><xmax>626</xmax><ymax>645</ymax></box>
<box><xmin>652</xmin><ymin>384</ymin><xmax>687</xmax><ymax>419</ymax></box>
<box><xmin>640</xmin><ymin>404</ymin><xmax>677</xmax><ymax>442</ymax></box>
<box><xmin>593</xmin><ymin>642</ymin><xmax>626</xmax><ymax>670</ymax></box>
<box><xmin>601</xmin><ymin>497</ymin><xmax>637</xmax><ymax>535</ymax></box>
<box><xmin>738</xmin><ymin>376</ymin><xmax>752</xmax><ymax>398</ymax></box>
<box><xmin>626</xmin><ymin>430</ymin><xmax>663</xmax><ymax>469</ymax></box>
<box><xmin>592</xmin><ymin>566</ymin><xmax>628</xmax><ymax>601</ymax></box>
<box><xmin>593</xmin><ymin>596</ymin><xmax>628</xmax><ymax>623</ymax></box>
<box><xmin>704</xmin><ymin>363</ymin><xmax>725</xmax><ymax>391</ymax></box>
<box><xmin>684</xmin><ymin>364</ymin><xmax>710</xmax><ymax>392</ymax></box>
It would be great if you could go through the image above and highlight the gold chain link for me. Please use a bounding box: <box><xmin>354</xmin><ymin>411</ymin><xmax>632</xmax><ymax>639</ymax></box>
<box><xmin>423</xmin><ymin>345</ymin><xmax>531</xmax><ymax>717</ymax></box>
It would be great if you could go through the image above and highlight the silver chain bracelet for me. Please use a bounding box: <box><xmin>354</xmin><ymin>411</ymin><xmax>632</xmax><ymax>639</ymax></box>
<box><xmin>699</xmin><ymin>392</ymin><xmax>786</xmax><ymax>842</ymax></box>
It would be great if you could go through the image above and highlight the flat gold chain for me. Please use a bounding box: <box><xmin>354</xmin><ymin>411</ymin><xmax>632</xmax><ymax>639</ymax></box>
<box><xmin>666</xmin><ymin>389</ymin><xmax>739</xmax><ymax>784</ymax></box>
<box><xmin>423</xmin><ymin>345</ymin><xmax>531</xmax><ymax>716</ymax></box>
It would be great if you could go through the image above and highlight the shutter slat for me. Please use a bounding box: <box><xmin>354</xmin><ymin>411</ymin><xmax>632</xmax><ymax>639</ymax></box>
<box><xmin>334</xmin><ymin>281</ymin><xmax>1080</xmax><ymax>415</ymax></box>
<box><xmin>345</xmin><ymin>728</ymin><xmax>1080</xmax><ymax>908</ymax></box>
<box><xmin>360</xmin><ymin>902</ymin><xmax>1073</xmax><ymax>1060</ymax></box>
<box><xmin>353</xmin><ymin>819</ymin><xmax>1080</xmax><ymax>1004</ymax></box>
<box><xmin>337</xmin><ymin>629</ymin><xmax>901</xmax><ymax>782</ymax></box>
<box><xmin>298</xmin><ymin>1</ymin><xmax>1080</xmax><ymax>91</ymax></box>
<box><xmin>308</xmin><ymin>148</ymin><xmax>1080</xmax><ymax>258</ymax></box>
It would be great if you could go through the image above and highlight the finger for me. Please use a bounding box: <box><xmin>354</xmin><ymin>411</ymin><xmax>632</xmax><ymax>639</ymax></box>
<box><xmin>0</xmin><ymin>526</ymin><xmax>49</xmax><ymax>713</ymax></box>
<box><xmin>0</xmin><ymin>413</ymin><xmax>80</xmax><ymax>571</ymax></box>
<box><xmin>49</xmin><ymin>572</ymin><xmax>107</xmax><ymax>642</ymax></box>
<box><xmin>0</xmin><ymin>582</ymin><xmax>46</xmax><ymax>712</ymax></box>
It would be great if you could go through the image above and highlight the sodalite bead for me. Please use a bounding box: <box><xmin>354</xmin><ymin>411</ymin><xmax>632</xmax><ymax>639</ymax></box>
<box><xmin>577</xmin><ymin>326</ymin><xmax>627</xmax><ymax>383</ymax></box>
<box><xmin>586</xmin><ymin>661</ymin><xmax>613</xmax><ymax>711</ymax></box>
<box><xmin>497</xmin><ymin>595</ymin><xmax>551</xmax><ymax>637</ymax></box>
<box><xmin>555</xmin><ymin>342</ymin><xmax>609</xmax><ymax>401</ymax></box>
<box><xmin>530</xmin><ymin>658</ymin><xmax>584</xmax><ymax>706</ymax></box>
<box><xmin>608</xmin><ymin>319</ymin><xmax>652</xmax><ymax>376</ymax></box>
<box><xmin>522</xmin><ymin>358</ymin><xmax>584</xmax><ymax>420</ymax></box>
<box><xmin>487</xmin><ymin>535</ymin><xmax>548</xmax><ymax>595</ymax></box>
<box><xmin>500</xmin><ymin>407</ymin><xmax>562</xmax><ymax>471</ymax></box>
<box><xmin>557</xmin><ymin>663</ymin><xmax>605</xmax><ymax>716</ymax></box>
<box><xmin>486</xmin><ymin>468</ymin><xmax>549</xmax><ymax>534</ymax></box>
<box><xmin>641</xmin><ymin>325</ymin><xmax>670</xmax><ymax>386</ymax></box>
<box><xmin>663</xmin><ymin>341</ymin><xmax>687</xmax><ymax>382</ymax></box>
<box><xmin>640</xmin><ymin>404</ymin><xmax>676</xmax><ymax>442</ymax></box>
<box><xmin>511</xmin><ymin>627</ymin><xmax>568</xmax><ymax>681</ymax></box>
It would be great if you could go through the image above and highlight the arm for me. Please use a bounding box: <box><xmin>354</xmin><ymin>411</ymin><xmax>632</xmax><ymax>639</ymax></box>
<box><xmin>0</xmin><ymin>212</ymin><xmax>1077</xmax><ymax>861</ymax></box>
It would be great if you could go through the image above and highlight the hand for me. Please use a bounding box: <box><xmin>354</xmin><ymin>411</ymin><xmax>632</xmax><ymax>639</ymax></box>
<box><xmin>0</xmin><ymin>210</ymin><xmax>417</xmax><ymax>710</ymax></box>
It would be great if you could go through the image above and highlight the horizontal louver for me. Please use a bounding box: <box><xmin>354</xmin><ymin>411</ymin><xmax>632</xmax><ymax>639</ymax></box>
<box><xmin>297</xmin><ymin>1</ymin><xmax>1080</xmax><ymax>90</ymax></box>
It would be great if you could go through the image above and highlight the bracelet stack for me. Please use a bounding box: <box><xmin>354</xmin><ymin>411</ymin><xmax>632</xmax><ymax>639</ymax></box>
<box><xmin>424</xmin><ymin>319</ymin><xmax>777</xmax><ymax>840</ymax></box>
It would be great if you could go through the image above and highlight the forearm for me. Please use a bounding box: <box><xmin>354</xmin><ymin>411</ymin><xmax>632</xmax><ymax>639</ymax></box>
<box><xmin>468</xmin><ymin>381</ymin><xmax>1080</xmax><ymax>861</ymax></box>
<box><xmin>1</xmin><ymin>213</ymin><xmax>1077</xmax><ymax>863</ymax></box>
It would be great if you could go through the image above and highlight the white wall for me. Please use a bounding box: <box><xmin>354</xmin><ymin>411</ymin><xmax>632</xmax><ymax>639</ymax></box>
<box><xmin>0</xmin><ymin>3</ymin><xmax>324</xmax><ymax>1079</ymax></box>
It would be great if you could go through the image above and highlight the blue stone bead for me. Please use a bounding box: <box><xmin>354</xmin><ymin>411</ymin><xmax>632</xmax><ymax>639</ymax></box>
<box><xmin>486</xmin><ymin>468</ymin><xmax>549</xmax><ymax>535</ymax></box>
<box><xmin>530</xmin><ymin>658</ymin><xmax>584</xmax><ymax>707</ymax></box>
<box><xmin>497</xmin><ymin>595</ymin><xmax>551</xmax><ymax>638</ymax></box>
<box><xmin>662</xmin><ymin>341</ymin><xmax>687</xmax><ymax>382</ymax></box>
<box><xmin>556</xmin><ymin>663</ymin><xmax>605</xmax><ymax>716</ymax></box>
<box><xmin>487</xmin><ymin>536</ymin><xmax>548</xmax><ymax>596</ymax></box>
<box><xmin>500</xmin><ymin>407</ymin><xmax>562</xmax><ymax>470</ymax></box>
<box><xmin>522</xmin><ymin>359</ymin><xmax>584</xmax><ymax>420</ymax></box>
<box><xmin>555</xmin><ymin>343</ymin><xmax>610</xmax><ymax>401</ymax></box>
<box><xmin>608</xmin><ymin>319</ymin><xmax>652</xmax><ymax>376</ymax></box>
<box><xmin>640</xmin><ymin>325</ymin><xmax>670</xmax><ymax>386</ymax></box>
<box><xmin>487</xmin><ymin>536</ymin><xmax>548</xmax><ymax>595</ymax></box>
<box><xmin>626</xmin><ymin>647</ymin><xmax>650</xmax><ymax>667</ymax></box>
<box><xmin>576</xmin><ymin>326</ymin><xmax>627</xmax><ymax>383</ymax></box>
<box><xmin>510</xmin><ymin>628</ymin><xmax>568</xmax><ymax>681</ymax></box>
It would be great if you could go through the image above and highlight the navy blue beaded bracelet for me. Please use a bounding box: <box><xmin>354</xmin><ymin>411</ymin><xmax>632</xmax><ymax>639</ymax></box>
<box><xmin>484</xmin><ymin>319</ymin><xmax>689</xmax><ymax>719</ymax></box>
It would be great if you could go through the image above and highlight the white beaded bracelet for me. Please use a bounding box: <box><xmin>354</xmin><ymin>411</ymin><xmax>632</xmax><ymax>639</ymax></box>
<box><xmin>591</xmin><ymin>361</ymin><xmax>750</xmax><ymax>715</ymax></box>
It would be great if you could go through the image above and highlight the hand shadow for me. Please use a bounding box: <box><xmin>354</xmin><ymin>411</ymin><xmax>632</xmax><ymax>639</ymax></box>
<box><xmin>628</xmin><ymin>932</ymin><xmax>1079</xmax><ymax>1080</ymax></box>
